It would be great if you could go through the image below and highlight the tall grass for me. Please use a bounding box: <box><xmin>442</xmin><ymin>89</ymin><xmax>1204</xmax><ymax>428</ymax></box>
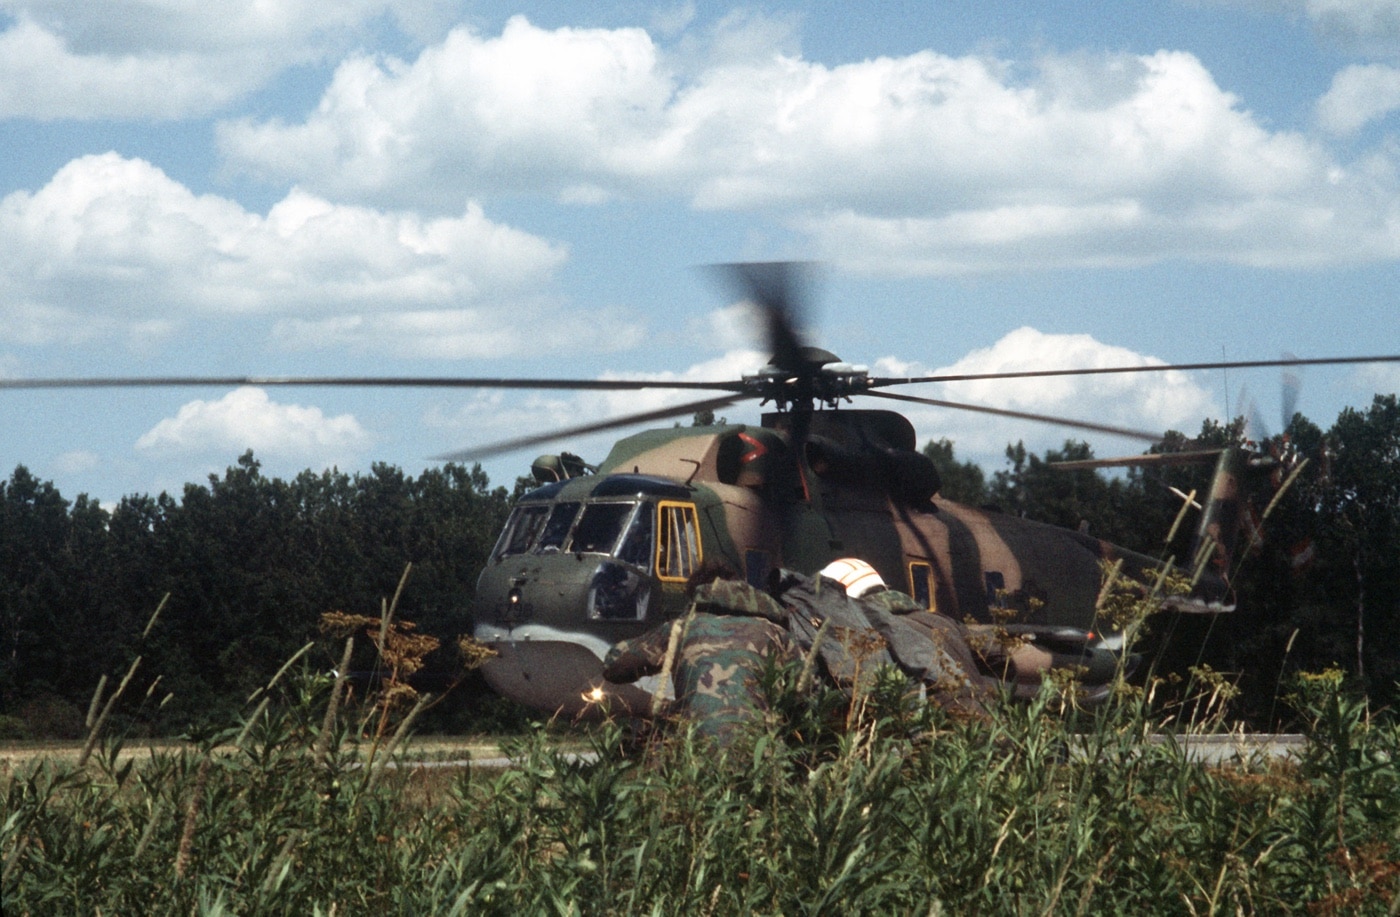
<box><xmin>3</xmin><ymin>635</ymin><xmax>1398</xmax><ymax>915</ymax></box>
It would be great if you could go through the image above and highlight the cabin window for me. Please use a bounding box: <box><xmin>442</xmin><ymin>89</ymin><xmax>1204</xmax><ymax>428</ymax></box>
<box><xmin>745</xmin><ymin>550</ymin><xmax>769</xmax><ymax>589</ymax></box>
<box><xmin>984</xmin><ymin>570</ymin><xmax>1007</xmax><ymax>608</ymax></box>
<box><xmin>569</xmin><ymin>502</ymin><xmax>635</xmax><ymax>555</ymax></box>
<box><xmin>656</xmin><ymin>501</ymin><xmax>702</xmax><ymax>582</ymax></box>
<box><xmin>535</xmin><ymin>502</ymin><xmax>581</xmax><ymax>553</ymax></box>
<box><xmin>493</xmin><ymin>504</ymin><xmax>550</xmax><ymax>559</ymax></box>
<box><xmin>616</xmin><ymin>503</ymin><xmax>654</xmax><ymax>571</ymax></box>
<box><xmin>909</xmin><ymin>562</ymin><xmax>935</xmax><ymax>612</ymax></box>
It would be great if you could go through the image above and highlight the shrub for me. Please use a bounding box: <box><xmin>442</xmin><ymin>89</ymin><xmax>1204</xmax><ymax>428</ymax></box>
<box><xmin>0</xmin><ymin>715</ymin><xmax>29</xmax><ymax>740</ymax></box>
<box><xmin>14</xmin><ymin>694</ymin><xmax>83</xmax><ymax>739</ymax></box>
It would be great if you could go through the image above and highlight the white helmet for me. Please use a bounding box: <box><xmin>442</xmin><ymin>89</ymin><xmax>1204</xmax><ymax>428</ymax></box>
<box><xmin>820</xmin><ymin>558</ymin><xmax>886</xmax><ymax>598</ymax></box>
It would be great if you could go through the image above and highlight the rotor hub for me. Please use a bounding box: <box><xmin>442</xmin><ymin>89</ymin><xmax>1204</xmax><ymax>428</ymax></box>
<box><xmin>741</xmin><ymin>353</ymin><xmax>871</xmax><ymax>411</ymax></box>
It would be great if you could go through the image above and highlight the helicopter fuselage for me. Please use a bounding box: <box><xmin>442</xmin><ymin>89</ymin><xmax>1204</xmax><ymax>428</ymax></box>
<box><xmin>472</xmin><ymin>411</ymin><xmax>1216</xmax><ymax>717</ymax></box>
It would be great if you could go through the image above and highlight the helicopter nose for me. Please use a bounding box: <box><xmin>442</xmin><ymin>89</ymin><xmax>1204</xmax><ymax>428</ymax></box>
<box><xmin>503</xmin><ymin>585</ymin><xmax>526</xmax><ymax>623</ymax></box>
<box><xmin>476</xmin><ymin>636</ymin><xmax>662</xmax><ymax>719</ymax></box>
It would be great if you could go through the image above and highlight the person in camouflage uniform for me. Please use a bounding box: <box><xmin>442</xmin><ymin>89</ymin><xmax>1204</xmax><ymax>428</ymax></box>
<box><xmin>790</xmin><ymin>559</ymin><xmax>998</xmax><ymax>719</ymax></box>
<box><xmin>812</xmin><ymin>559</ymin><xmax>1126</xmax><ymax>713</ymax></box>
<box><xmin>602</xmin><ymin>565</ymin><xmax>798</xmax><ymax>746</ymax></box>
<box><xmin>856</xmin><ymin>584</ymin><xmax>998</xmax><ymax>719</ymax></box>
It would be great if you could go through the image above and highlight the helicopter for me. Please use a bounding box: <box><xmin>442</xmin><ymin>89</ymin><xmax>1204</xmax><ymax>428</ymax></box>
<box><xmin>438</xmin><ymin>264</ymin><xmax>1397</xmax><ymax>717</ymax></box>
<box><xmin>6</xmin><ymin>263</ymin><xmax>1399</xmax><ymax>717</ymax></box>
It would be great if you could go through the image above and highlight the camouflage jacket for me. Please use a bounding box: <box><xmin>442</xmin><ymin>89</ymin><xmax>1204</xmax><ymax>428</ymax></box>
<box><xmin>860</xmin><ymin>589</ymin><xmax>981</xmax><ymax>678</ymax></box>
<box><xmin>774</xmin><ymin>571</ymin><xmax>894</xmax><ymax>692</ymax></box>
<box><xmin>859</xmin><ymin>590</ymin><xmax>996</xmax><ymax>716</ymax></box>
<box><xmin>603</xmin><ymin>581</ymin><xmax>796</xmax><ymax>743</ymax></box>
<box><xmin>690</xmin><ymin>579</ymin><xmax>788</xmax><ymax>624</ymax></box>
<box><xmin>777</xmin><ymin>570</ymin><xmax>993</xmax><ymax>716</ymax></box>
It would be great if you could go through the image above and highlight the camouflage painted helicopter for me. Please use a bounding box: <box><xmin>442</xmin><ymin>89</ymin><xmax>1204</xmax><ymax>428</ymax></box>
<box><xmin>6</xmin><ymin>263</ymin><xmax>1399</xmax><ymax>717</ymax></box>
<box><xmin>435</xmin><ymin>265</ymin><xmax>1398</xmax><ymax>716</ymax></box>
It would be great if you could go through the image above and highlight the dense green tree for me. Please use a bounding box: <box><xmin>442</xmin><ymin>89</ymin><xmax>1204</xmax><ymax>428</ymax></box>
<box><xmin>1151</xmin><ymin>401</ymin><xmax>1400</xmax><ymax>719</ymax></box>
<box><xmin>0</xmin><ymin>467</ymin><xmax>72</xmax><ymax>693</ymax></box>
<box><xmin>921</xmin><ymin>438</ymin><xmax>987</xmax><ymax>505</ymax></box>
<box><xmin>0</xmin><ymin>454</ymin><xmax>514</xmax><ymax>733</ymax></box>
<box><xmin>982</xmin><ymin>440</ymin><xmax>1166</xmax><ymax>553</ymax></box>
<box><xmin>0</xmin><ymin>470</ymin><xmax>134</xmax><ymax>734</ymax></box>
<box><xmin>1304</xmin><ymin>395</ymin><xmax>1400</xmax><ymax>698</ymax></box>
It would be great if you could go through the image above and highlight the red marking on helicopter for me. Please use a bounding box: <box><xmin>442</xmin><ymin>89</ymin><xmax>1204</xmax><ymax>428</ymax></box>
<box><xmin>737</xmin><ymin>432</ymin><xmax>768</xmax><ymax>464</ymax></box>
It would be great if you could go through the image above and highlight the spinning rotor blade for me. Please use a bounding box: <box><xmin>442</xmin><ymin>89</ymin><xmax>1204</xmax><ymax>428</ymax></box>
<box><xmin>869</xmin><ymin>353</ymin><xmax>1400</xmax><ymax>388</ymax></box>
<box><xmin>1236</xmin><ymin>352</ymin><xmax>1306</xmax><ymax>446</ymax></box>
<box><xmin>439</xmin><ymin>262</ymin><xmax>820</xmax><ymax>466</ymax></box>
<box><xmin>714</xmin><ymin>261</ymin><xmax>812</xmax><ymax>374</ymax></box>
<box><xmin>432</xmin><ymin>393</ymin><xmax>746</xmax><ymax>463</ymax></box>
<box><xmin>0</xmin><ymin>375</ymin><xmax>743</xmax><ymax>393</ymax></box>
<box><xmin>864</xmin><ymin>390</ymin><xmax>1163</xmax><ymax>442</ymax></box>
<box><xmin>1241</xmin><ymin>384</ymin><xmax>1270</xmax><ymax>443</ymax></box>
<box><xmin>1280</xmin><ymin>353</ymin><xmax>1302</xmax><ymax>431</ymax></box>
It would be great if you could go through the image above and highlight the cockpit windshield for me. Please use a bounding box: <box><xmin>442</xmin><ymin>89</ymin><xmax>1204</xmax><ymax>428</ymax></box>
<box><xmin>535</xmin><ymin>502</ymin><xmax>581</xmax><ymax>553</ymax></box>
<box><xmin>570</xmin><ymin>502</ymin><xmax>635</xmax><ymax>555</ymax></box>
<box><xmin>493</xmin><ymin>504</ymin><xmax>549</xmax><ymax>559</ymax></box>
<box><xmin>492</xmin><ymin>499</ymin><xmax>651</xmax><ymax>561</ymax></box>
<box><xmin>617</xmin><ymin>503</ymin><xmax>653</xmax><ymax>570</ymax></box>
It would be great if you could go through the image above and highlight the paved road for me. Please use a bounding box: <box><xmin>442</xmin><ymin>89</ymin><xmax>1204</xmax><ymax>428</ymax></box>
<box><xmin>1</xmin><ymin>735</ymin><xmax>1310</xmax><ymax>773</ymax></box>
<box><xmin>390</xmin><ymin>751</ymin><xmax>599</xmax><ymax>770</ymax></box>
<box><xmin>1145</xmin><ymin>733</ymin><xmax>1307</xmax><ymax>764</ymax></box>
<box><xmin>408</xmin><ymin>736</ymin><xmax>1312</xmax><ymax>771</ymax></box>
<box><xmin>1068</xmin><ymin>733</ymin><xmax>1308</xmax><ymax>765</ymax></box>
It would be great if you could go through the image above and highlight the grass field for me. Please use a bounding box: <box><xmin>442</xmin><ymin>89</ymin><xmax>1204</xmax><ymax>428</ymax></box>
<box><xmin>3</xmin><ymin>661</ymin><xmax>1398</xmax><ymax>916</ymax></box>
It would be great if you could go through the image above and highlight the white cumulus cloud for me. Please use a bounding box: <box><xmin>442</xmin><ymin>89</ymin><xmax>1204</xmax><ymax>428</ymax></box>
<box><xmin>0</xmin><ymin>1</ymin><xmax>456</xmax><ymax>118</ymax></box>
<box><xmin>1318</xmin><ymin>63</ymin><xmax>1400</xmax><ymax>132</ymax></box>
<box><xmin>219</xmin><ymin>17</ymin><xmax>1400</xmax><ymax>272</ymax></box>
<box><xmin>219</xmin><ymin>16</ymin><xmax>677</xmax><ymax>207</ymax></box>
<box><xmin>872</xmin><ymin>327</ymin><xmax>1219</xmax><ymax>464</ymax></box>
<box><xmin>1307</xmin><ymin>0</ymin><xmax>1400</xmax><ymax>55</ymax></box>
<box><xmin>136</xmin><ymin>387</ymin><xmax>371</xmax><ymax>464</ymax></box>
<box><xmin>0</xmin><ymin>153</ymin><xmax>571</xmax><ymax>354</ymax></box>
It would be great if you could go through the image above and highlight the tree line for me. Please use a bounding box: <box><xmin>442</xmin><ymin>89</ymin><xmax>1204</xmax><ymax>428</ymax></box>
<box><xmin>1</xmin><ymin>394</ymin><xmax>1397</xmax><ymax>736</ymax></box>
<box><xmin>0</xmin><ymin>454</ymin><xmax>519</xmax><ymax>737</ymax></box>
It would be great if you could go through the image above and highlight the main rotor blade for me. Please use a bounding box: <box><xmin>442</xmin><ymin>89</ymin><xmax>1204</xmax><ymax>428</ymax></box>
<box><xmin>715</xmin><ymin>261</ymin><xmax>811</xmax><ymax>374</ymax></box>
<box><xmin>0</xmin><ymin>375</ymin><xmax>745</xmax><ymax>393</ymax></box>
<box><xmin>864</xmin><ymin>390</ymin><xmax>1163</xmax><ymax>442</ymax></box>
<box><xmin>1051</xmin><ymin>450</ymin><xmax>1226</xmax><ymax>471</ymax></box>
<box><xmin>869</xmin><ymin>353</ymin><xmax>1400</xmax><ymax>388</ymax></box>
<box><xmin>432</xmin><ymin>393</ymin><xmax>747</xmax><ymax>463</ymax></box>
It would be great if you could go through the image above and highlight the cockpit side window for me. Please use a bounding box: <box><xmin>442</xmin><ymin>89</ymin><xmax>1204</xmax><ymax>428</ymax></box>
<box><xmin>535</xmin><ymin>501</ymin><xmax>581</xmax><ymax>553</ymax></box>
<box><xmin>617</xmin><ymin>502</ymin><xmax>654</xmax><ymax>571</ymax></box>
<box><xmin>493</xmin><ymin>504</ymin><xmax>549</xmax><ymax>559</ymax></box>
<box><xmin>656</xmin><ymin>501</ymin><xmax>702</xmax><ymax>582</ymax></box>
<box><xmin>570</xmin><ymin>502</ymin><xmax>635</xmax><ymax>555</ymax></box>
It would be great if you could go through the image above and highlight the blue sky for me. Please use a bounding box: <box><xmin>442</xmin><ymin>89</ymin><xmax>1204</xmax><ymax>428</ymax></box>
<box><xmin>3</xmin><ymin>0</ymin><xmax>1399</xmax><ymax>504</ymax></box>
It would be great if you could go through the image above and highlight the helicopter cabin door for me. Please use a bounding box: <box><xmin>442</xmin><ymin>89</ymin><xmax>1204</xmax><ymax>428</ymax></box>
<box><xmin>894</xmin><ymin>509</ymin><xmax>961</xmax><ymax>619</ymax></box>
